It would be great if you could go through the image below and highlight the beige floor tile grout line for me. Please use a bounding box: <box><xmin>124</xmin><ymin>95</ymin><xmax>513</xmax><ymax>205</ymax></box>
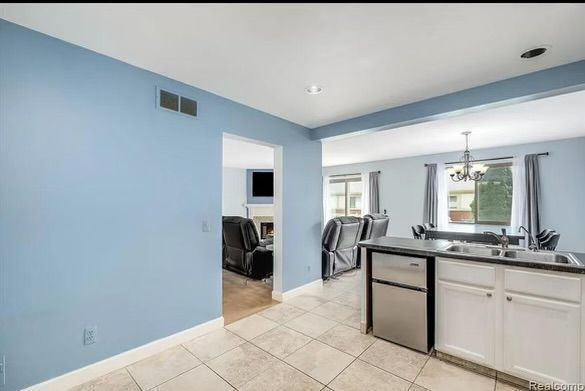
<box><xmin>233</xmin><ymin>333</ymin><xmax>326</xmax><ymax>389</ymax></box>
<box><xmin>324</xmin><ymin>356</ymin><xmax>359</xmax><ymax>389</ymax></box>
<box><xmin>184</xmin><ymin>319</ymin><xmax>325</xmax><ymax>389</ymax></box>
<box><xmin>203</xmin><ymin>362</ymin><xmax>240</xmax><ymax>390</ymax></box>
<box><xmin>234</xmin><ymin>316</ymin><xmax>370</xmax><ymax>389</ymax></box>
<box><xmin>231</xmin><ymin>278</ymin><xmax>383</xmax><ymax>389</ymax></box>
<box><xmin>353</xmin><ymin>341</ymin><xmax>433</xmax><ymax>386</ymax></box>
<box><xmin>410</xmin><ymin>352</ymin><xmax>432</xmax><ymax>389</ymax></box>
<box><xmin>123</xmin><ymin>367</ymin><xmax>142</xmax><ymax>391</ymax></box>
<box><xmin>132</xmin><ymin>345</ymin><xmax>204</xmax><ymax>391</ymax></box>
<box><xmin>225</xmin><ymin>303</ymin><xmax>365</xmax><ymax>389</ymax></box>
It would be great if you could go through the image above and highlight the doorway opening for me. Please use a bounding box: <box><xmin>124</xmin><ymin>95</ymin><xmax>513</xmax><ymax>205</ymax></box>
<box><xmin>221</xmin><ymin>133</ymin><xmax>283</xmax><ymax>324</ymax></box>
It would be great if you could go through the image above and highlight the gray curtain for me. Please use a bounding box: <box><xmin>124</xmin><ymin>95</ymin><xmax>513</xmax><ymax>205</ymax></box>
<box><xmin>525</xmin><ymin>154</ymin><xmax>541</xmax><ymax>236</ymax></box>
<box><xmin>369</xmin><ymin>171</ymin><xmax>380</xmax><ymax>213</ymax></box>
<box><xmin>423</xmin><ymin>164</ymin><xmax>438</xmax><ymax>226</ymax></box>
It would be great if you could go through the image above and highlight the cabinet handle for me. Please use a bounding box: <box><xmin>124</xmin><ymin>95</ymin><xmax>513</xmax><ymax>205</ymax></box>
<box><xmin>486</xmin><ymin>293</ymin><xmax>492</xmax><ymax>297</ymax></box>
<box><xmin>506</xmin><ymin>296</ymin><xmax>512</xmax><ymax>302</ymax></box>
<box><xmin>409</xmin><ymin>263</ymin><xmax>419</xmax><ymax>267</ymax></box>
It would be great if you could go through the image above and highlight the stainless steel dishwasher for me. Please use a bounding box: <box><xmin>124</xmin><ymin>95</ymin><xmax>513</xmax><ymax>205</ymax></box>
<box><xmin>372</xmin><ymin>252</ymin><xmax>433</xmax><ymax>353</ymax></box>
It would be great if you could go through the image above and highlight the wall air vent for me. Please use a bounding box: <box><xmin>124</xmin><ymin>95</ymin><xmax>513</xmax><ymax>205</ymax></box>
<box><xmin>179</xmin><ymin>96</ymin><xmax>197</xmax><ymax>117</ymax></box>
<box><xmin>157</xmin><ymin>88</ymin><xmax>197</xmax><ymax>118</ymax></box>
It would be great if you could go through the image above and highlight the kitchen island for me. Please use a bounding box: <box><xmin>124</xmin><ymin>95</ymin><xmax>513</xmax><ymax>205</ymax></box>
<box><xmin>358</xmin><ymin>236</ymin><xmax>585</xmax><ymax>387</ymax></box>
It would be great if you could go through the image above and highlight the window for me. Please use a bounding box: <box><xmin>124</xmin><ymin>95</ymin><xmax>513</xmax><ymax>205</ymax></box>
<box><xmin>328</xmin><ymin>176</ymin><xmax>362</xmax><ymax>217</ymax></box>
<box><xmin>447</xmin><ymin>162</ymin><xmax>513</xmax><ymax>225</ymax></box>
<box><xmin>448</xmin><ymin>195</ymin><xmax>458</xmax><ymax>208</ymax></box>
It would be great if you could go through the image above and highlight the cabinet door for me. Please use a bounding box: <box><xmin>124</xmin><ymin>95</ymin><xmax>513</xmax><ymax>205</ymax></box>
<box><xmin>503</xmin><ymin>293</ymin><xmax>581</xmax><ymax>384</ymax></box>
<box><xmin>437</xmin><ymin>281</ymin><xmax>495</xmax><ymax>366</ymax></box>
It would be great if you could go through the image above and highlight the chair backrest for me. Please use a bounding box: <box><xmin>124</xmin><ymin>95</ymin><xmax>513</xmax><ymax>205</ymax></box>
<box><xmin>423</xmin><ymin>223</ymin><xmax>435</xmax><ymax>230</ymax></box>
<box><xmin>539</xmin><ymin>232</ymin><xmax>560</xmax><ymax>251</ymax></box>
<box><xmin>362</xmin><ymin>214</ymin><xmax>389</xmax><ymax>240</ymax></box>
<box><xmin>536</xmin><ymin>229</ymin><xmax>556</xmax><ymax>241</ymax></box>
<box><xmin>411</xmin><ymin>224</ymin><xmax>426</xmax><ymax>239</ymax></box>
<box><xmin>322</xmin><ymin>216</ymin><xmax>364</xmax><ymax>251</ymax></box>
<box><xmin>222</xmin><ymin>216</ymin><xmax>259</xmax><ymax>251</ymax></box>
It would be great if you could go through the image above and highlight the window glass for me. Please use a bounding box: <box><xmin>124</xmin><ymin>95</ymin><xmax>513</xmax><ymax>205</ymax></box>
<box><xmin>448</xmin><ymin>179</ymin><xmax>475</xmax><ymax>223</ymax></box>
<box><xmin>347</xmin><ymin>181</ymin><xmax>363</xmax><ymax>217</ymax></box>
<box><xmin>446</xmin><ymin>162</ymin><xmax>512</xmax><ymax>225</ymax></box>
<box><xmin>475</xmin><ymin>165</ymin><xmax>513</xmax><ymax>224</ymax></box>
<box><xmin>328</xmin><ymin>177</ymin><xmax>362</xmax><ymax>217</ymax></box>
<box><xmin>329</xmin><ymin>182</ymin><xmax>346</xmax><ymax>218</ymax></box>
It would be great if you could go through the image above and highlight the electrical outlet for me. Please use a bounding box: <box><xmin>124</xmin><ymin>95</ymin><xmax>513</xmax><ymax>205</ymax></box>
<box><xmin>84</xmin><ymin>326</ymin><xmax>97</xmax><ymax>345</ymax></box>
<box><xmin>0</xmin><ymin>354</ymin><xmax>5</xmax><ymax>386</ymax></box>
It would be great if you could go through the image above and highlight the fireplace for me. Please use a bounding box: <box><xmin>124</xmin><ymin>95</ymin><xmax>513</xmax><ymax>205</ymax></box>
<box><xmin>247</xmin><ymin>204</ymin><xmax>273</xmax><ymax>239</ymax></box>
<box><xmin>260</xmin><ymin>222</ymin><xmax>274</xmax><ymax>239</ymax></box>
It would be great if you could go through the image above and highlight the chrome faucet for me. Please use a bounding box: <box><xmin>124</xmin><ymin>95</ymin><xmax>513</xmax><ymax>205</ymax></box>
<box><xmin>484</xmin><ymin>228</ymin><xmax>510</xmax><ymax>249</ymax></box>
<box><xmin>519</xmin><ymin>225</ymin><xmax>539</xmax><ymax>251</ymax></box>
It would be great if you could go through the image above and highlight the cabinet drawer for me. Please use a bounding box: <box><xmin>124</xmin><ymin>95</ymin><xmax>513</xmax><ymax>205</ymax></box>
<box><xmin>437</xmin><ymin>258</ymin><xmax>495</xmax><ymax>288</ymax></box>
<box><xmin>504</xmin><ymin>269</ymin><xmax>581</xmax><ymax>303</ymax></box>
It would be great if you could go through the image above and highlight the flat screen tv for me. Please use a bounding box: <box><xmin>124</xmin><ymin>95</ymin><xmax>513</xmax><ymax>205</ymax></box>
<box><xmin>252</xmin><ymin>171</ymin><xmax>274</xmax><ymax>197</ymax></box>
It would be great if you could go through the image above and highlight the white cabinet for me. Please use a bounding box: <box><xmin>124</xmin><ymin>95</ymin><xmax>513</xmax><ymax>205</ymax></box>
<box><xmin>436</xmin><ymin>258</ymin><xmax>583</xmax><ymax>385</ymax></box>
<box><xmin>503</xmin><ymin>293</ymin><xmax>581</xmax><ymax>384</ymax></box>
<box><xmin>437</xmin><ymin>281</ymin><xmax>495</xmax><ymax>366</ymax></box>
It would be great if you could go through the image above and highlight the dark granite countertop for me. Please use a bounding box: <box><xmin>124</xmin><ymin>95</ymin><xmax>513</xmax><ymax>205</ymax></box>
<box><xmin>359</xmin><ymin>236</ymin><xmax>585</xmax><ymax>275</ymax></box>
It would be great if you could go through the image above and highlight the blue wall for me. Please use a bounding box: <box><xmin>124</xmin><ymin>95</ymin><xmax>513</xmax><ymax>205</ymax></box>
<box><xmin>323</xmin><ymin>137</ymin><xmax>585</xmax><ymax>252</ymax></box>
<box><xmin>0</xmin><ymin>19</ymin><xmax>322</xmax><ymax>390</ymax></box>
<box><xmin>246</xmin><ymin>169</ymin><xmax>274</xmax><ymax>204</ymax></box>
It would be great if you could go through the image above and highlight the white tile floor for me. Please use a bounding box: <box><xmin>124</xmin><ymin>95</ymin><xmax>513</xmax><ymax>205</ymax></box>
<box><xmin>70</xmin><ymin>270</ymin><xmax>526</xmax><ymax>391</ymax></box>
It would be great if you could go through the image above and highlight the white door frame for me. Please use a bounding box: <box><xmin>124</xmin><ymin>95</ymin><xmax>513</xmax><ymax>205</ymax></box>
<box><xmin>272</xmin><ymin>145</ymin><xmax>283</xmax><ymax>296</ymax></box>
<box><xmin>221</xmin><ymin>133</ymin><xmax>283</xmax><ymax>299</ymax></box>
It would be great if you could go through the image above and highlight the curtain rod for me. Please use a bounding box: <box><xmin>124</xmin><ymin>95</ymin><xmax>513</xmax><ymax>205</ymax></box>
<box><xmin>329</xmin><ymin>171</ymin><xmax>380</xmax><ymax>177</ymax></box>
<box><xmin>424</xmin><ymin>152</ymin><xmax>549</xmax><ymax>167</ymax></box>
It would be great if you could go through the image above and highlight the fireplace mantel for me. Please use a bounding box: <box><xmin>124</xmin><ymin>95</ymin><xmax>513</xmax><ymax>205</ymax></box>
<box><xmin>246</xmin><ymin>204</ymin><xmax>273</xmax><ymax>234</ymax></box>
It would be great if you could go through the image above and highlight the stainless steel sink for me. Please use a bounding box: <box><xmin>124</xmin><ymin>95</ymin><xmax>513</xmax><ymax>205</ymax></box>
<box><xmin>502</xmin><ymin>250</ymin><xmax>581</xmax><ymax>265</ymax></box>
<box><xmin>441</xmin><ymin>244</ymin><xmax>582</xmax><ymax>266</ymax></box>
<box><xmin>443</xmin><ymin>244</ymin><xmax>502</xmax><ymax>257</ymax></box>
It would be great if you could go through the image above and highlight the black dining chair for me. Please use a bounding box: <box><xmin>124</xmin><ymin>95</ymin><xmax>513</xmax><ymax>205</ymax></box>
<box><xmin>536</xmin><ymin>229</ymin><xmax>556</xmax><ymax>242</ymax></box>
<box><xmin>539</xmin><ymin>232</ymin><xmax>560</xmax><ymax>251</ymax></box>
<box><xmin>411</xmin><ymin>225</ymin><xmax>426</xmax><ymax>240</ymax></box>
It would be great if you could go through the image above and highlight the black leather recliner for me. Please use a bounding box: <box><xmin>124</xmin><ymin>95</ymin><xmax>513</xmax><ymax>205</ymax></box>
<box><xmin>222</xmin><ymin>216</ymin><xmax>273</xmax><ymax>279</ymax></box>
<box><xmin>322</xmin><ymin>216</ymin><xmax>364</xmax><ymax>279</ymax></box>
<box><xmin>357</xmin><ymin>214</ymin><xmax>389</xmax><ymax>267</ymax></box>
<box><xmin>361</xmin><ymin>214</ymin><xmax>389</xmax><ymax>241</ymax></box>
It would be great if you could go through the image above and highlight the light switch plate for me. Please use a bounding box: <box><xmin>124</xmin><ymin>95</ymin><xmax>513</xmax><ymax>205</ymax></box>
<box><xmin>202</xmin><ymin>220</ymin><xmax>211</xmax><ymax>232</ymax></box>
<box><xmin>0</xmin><ymin>354</ymin><xmax>5</xmax><ymax>386</ymax></box>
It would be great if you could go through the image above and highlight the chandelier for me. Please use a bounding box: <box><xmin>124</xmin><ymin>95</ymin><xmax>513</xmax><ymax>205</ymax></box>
<box><xmin>448</xmin><ymin>131</ymin><xmax>488</xmax><ymax>182</ymax></box>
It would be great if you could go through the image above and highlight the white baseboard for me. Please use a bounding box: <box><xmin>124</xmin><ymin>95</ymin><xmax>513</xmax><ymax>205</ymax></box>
<box><xmin>272</xmin><ymin>290</ymin><xmax>283</xmax><ymax>301</ymax></box>
<box><xmin>25</xmin><ymin>317</ymin><xmax>224</xmax><ymax>391</ymax></box>
<box><xmin>272</xmin><ymin>278</ymin><xmax>323</xmax><ymax>302</ymax></box>
<box><xmin>360</xmin><ymin>321</ymin><xmax>368</xmax><ymax>334</ymax></box>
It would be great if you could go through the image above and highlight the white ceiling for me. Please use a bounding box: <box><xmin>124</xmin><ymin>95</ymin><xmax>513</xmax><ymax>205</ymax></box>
<box><xmin>223</xmin><ymin>136</ymin><xmax>274</xmax><ymax>169</ymax></box>
<box><xmin>2</xmin><ymin>4</ymin><xmax>585</xmax><ymax>128</ymax></box>
<box><xmin>322</xmin><ymin>90</ymin><xmax>585</xmax><ymax>166</ymax></box>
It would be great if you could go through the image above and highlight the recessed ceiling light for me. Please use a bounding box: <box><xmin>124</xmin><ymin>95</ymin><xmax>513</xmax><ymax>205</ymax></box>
<box><xmin>520</xmin><ymin>45</ymin><xmax>550</xmax><ymax>59</ymax></box>
<box><xmin>305</xmin><ymin>85</ymin><xmax>323</xmax><ymax>95</ymax></box>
